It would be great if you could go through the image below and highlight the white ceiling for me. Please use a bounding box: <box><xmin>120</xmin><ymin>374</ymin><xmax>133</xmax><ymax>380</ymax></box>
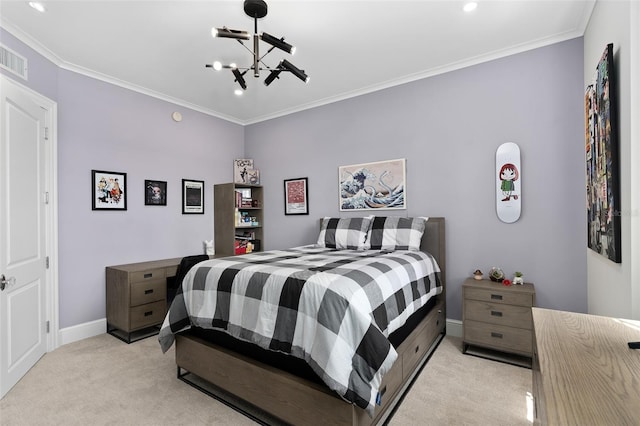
<box><xmin>0</xmin><ymin>0</ymin><xmax>595</xmax><ymax>125</ymax></box>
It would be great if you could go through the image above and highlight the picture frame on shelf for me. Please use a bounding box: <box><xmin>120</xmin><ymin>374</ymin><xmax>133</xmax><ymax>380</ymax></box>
<box><xmin>246</xmin><ymin>169</ymin><xmax>260</xmax><ymax>185</ymax></box>
<box><xmin>234</xmin><ymin>159</ymin><xmax>254</xmax><ymax>184</ymax></box>
<box><xmin>92</xmin><ymin>169</ymin><xmax>127</xmax><ymax>211</ymax></box>
<box><xmin>182</xmin><ymin>179</ymin><xmax>204</xmax><ymax>214</ymax></box>
<box><xmin>144</xmin><ymin>180</ymin><xmax>167</xmax><ymax>206</ymax></box>
<box><xmin>284</xmin><ymin>177</ymin><xmax>309</xmax><ymax>215</ymax></box>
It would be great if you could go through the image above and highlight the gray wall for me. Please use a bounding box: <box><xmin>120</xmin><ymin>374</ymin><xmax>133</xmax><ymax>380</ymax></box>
<box><xmin>246</xmin><ymin>38</ymin><xmax>587</xmax><ymax>321</ymax></box>
<box><xmin>1</xmin><ymin>28</ymin><xmax>245</xmax><ymax>329</ymax></box>
<box><xmin>2</xmin><ymin>24</ymin><xmax>588</xmax><ymax>327</ymax></box>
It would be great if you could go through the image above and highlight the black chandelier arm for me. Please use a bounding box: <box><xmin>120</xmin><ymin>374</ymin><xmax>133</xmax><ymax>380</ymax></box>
<box><xmin>209</xmin><ymin>0</ymin><xmax>309</xmax><ymax>90</ymax></box>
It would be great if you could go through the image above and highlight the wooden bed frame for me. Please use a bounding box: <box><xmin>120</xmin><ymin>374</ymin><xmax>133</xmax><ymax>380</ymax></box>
<box><xmin>174</xmin><ymin>217</ymin><xmax>446</xmax><ymax>426</ymax></box>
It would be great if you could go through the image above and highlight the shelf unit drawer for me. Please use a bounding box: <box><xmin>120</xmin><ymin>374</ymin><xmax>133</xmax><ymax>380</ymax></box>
<box><xmin>464</xmin><ymin>299</ymin><xmax>532</xmax><ymax>329</ymax></box>
<box><xmin>464</xmin><ymin>286</ymin><xmax>533</xmax><ymax>307</ymax></box>
<box><xmin>465</xmin><ymin>320</ymin><xmax>532</xmax><ymax>355</ymax></box>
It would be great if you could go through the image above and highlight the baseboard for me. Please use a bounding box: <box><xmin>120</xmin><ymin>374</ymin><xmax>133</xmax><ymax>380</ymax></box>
<box><xmin>446</xmin><ymin>318</ymin><xmax>463</xmax><ymax>338</ymax></box>
<box><xmin>58</xmin><ymin>318</ymin><xmax>106</xmax><ymax>346</ymax></box>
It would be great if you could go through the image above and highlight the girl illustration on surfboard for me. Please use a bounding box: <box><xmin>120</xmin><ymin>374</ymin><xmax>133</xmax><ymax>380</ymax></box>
<box><xmin>499</xmin><ymin>163</ymin><xmax>519</xmax><ymax>201</ymax></box>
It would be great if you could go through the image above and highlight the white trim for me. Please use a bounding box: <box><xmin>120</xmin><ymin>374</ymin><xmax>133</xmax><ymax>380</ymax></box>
<box><xmin>630</xmin><ymin>0</ymin><xmax>640</xmax><ymax>321</ymax></box>
<box><xmin>0</xmin><ymin>75</ymin><xmax>59</xmax><ymax>352</ymax></box>
<box><xmin>446</xmin><ymin>318</ymin><xmax>463</xmax><ymax>338</ymax></box>
<box><xmin>58</xmin><ymin>318</ymin><xmax>106</xmax><ymax>346</ymax></box>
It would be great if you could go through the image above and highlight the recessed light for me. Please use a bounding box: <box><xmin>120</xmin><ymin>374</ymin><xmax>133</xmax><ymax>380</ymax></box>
<box><xmin>28</xmin><ymin>2</ymin><xmax>46</xmax><ymax>13</ymax></box>
<box><xmin>463</xmin><ymin>2</ymin><xmax>478</xmax><ymax>13</ymax></box>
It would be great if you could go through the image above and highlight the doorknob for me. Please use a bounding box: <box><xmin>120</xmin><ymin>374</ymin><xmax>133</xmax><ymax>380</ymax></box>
<box><xmin>0</xmin><ymin>275</ymin><xmax>16</xmax><ymax>291</ymax></box>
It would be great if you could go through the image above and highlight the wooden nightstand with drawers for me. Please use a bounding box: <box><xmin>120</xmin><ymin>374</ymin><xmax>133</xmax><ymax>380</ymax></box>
<box><xmin>462</xmin><ymin>277</ymin><xmax>535</xmax><ymax>368</ymax></box>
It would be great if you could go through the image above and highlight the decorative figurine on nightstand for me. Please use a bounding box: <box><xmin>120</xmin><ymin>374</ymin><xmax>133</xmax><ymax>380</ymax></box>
<box><xmin>513</xmin><ymin>271</ymin><xmax>524</xmax><ymax>285</ymax></box>
<box><xmin>489</xmin><ymin>267</ymin><xmax>504</xmax><ymax>282</ymax></box>
<box><xmin>473</xmin><ymin>269</ymin><xmax>483</xmax><ymax>280</ymax></box>
<box><xmin>502</xmin><ymin>279</ymin><xmax>512</xmax><ymax>286</ymax></box>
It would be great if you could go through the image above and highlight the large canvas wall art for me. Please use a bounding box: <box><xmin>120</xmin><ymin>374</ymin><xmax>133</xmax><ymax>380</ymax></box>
<box><xmin>585</xmin><ymin>43</ymin><xmax>621</xmax><ymax>263</ymax></box>
<box><xmin>339</xmin><ymin>158</ymin><xmax>406</xmax><ymax>211</ymax></box>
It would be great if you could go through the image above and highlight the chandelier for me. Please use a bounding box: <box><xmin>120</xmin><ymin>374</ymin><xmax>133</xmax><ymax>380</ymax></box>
<box><xmin>206</xmin><ymin>0</ymin><xmax>309</xmax><ymax>94</ymax></box>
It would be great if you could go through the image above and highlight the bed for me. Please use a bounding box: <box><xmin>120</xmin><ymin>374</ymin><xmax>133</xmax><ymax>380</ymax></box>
<box><xmin>159</xmin><ymin>216</ymin><xmax>446</xmax><ymax>425</ymax></box>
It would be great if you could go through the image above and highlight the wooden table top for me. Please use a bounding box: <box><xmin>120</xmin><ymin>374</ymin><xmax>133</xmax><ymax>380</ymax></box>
<box><xmin>533</xmin><ymin>308</ymin><xmax>640</xmax><ymax>425</ymax></box>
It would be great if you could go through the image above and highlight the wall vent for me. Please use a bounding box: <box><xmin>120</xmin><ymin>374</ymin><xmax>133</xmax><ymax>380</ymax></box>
<box><xmin>0</xmin><ymin>44</ymin><xmax>28</xmax><ymax>80</ymax></box>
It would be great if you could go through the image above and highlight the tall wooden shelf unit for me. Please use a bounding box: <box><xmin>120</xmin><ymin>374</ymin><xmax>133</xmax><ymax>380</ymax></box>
<box><xmin>214</xmin><ymin>183</ymin><xmax>263</xmax><ymax>256</ymax></box>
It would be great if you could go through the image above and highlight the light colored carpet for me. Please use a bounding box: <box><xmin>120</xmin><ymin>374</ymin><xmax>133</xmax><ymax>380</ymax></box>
<box><xmin>0</xmin><ymin>334</ymin><xmax>532</xmax><ymax>425</ymax></box>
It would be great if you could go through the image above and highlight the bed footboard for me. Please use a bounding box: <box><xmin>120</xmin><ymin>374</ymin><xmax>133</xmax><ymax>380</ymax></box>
<box><xmin>175</xmin><ymin>298</ymin><xmax>445</xmax><ymax>426</ymax></box>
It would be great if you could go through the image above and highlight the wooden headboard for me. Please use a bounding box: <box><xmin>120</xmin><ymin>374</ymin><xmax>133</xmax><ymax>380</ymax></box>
<box><xmin>422</xmin><ymin>217</ymin><xmax>446</xmax><ymax>288</ymax></box>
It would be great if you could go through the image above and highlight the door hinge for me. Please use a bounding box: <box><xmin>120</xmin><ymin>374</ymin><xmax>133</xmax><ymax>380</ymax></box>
<box><xmin>46</xmin><ymin>320</ymin><xmax>50</xmax><ymax>333</ymax></box>
<box><xmin>46</xmin><ymin>256</ymin><xmax>49</xmax><ymax>269</ymax></box>
<box><xmin>44</xmin><ymin>192</ymin><xmax>49</xmax><ymax>204</ymax></box>
<box><xmin>44</xmin><ymin>126</ymin><xmax>49</xmax><ymax>141</ymax></box>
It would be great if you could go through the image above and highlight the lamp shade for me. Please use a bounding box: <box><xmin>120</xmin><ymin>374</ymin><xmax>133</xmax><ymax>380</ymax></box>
<box><xmin>213</xmin><ymin>27</ymin><xmax>250</xmax><ymax>40</ymax></box>
<box><xmin>280</xmin><ymin>59</ymin><xmax>309</xmax><ymax>83</ymax></box>
<box><xmin>260</xmin><ymin>32</ymin><xmax>295</xmax><ymax>55</ymax></box>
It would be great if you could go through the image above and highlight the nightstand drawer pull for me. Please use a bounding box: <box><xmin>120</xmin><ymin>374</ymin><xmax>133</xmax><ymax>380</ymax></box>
<box><xmin>144</xmin><ymin>273</ymin><xmax>153</xmax><ymax>279</ymax></box>
<box><xmin>144</xmin><ymin>311</ymin><xmax>153</xmax><ymax>317</ymax></box>
<box><xmin>491</xmin><ymin>294</ymin><xmax>503</xmax><ymax>300</ymax></box>
<box><xmin>491</xmin><ymin>332</ymin><xmax>503</xmax><ymax>339</ymax></box>
<box><xmin>491</xmin><ymin>310</ymin><xmax>503</xmax><ymax>317</ymax></box>
<box><xmin>144</xmin><ymin>289</ymin><xmax>154</xmax><ymax>294</ymax></box>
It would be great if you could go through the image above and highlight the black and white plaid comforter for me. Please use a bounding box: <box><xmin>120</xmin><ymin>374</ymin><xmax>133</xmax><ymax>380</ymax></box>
<box><xmin>158</xmin><ymin>245</ymin><xmax>442</xmax><ymax>415</ymax></box>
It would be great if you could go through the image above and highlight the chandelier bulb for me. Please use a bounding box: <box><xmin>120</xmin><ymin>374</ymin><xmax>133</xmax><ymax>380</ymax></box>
<box><xmin>213</xmin><ymin>61</ymin><xmax>222</xmax><ymax>71</ymax></box>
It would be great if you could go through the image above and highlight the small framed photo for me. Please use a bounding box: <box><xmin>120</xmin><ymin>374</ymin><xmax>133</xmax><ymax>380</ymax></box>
<box><xmin>182</xmin><ymin>179</ymin><xmax>204</xmax><ymax>214</ymax></box>
<box><xmin>145</xmin><ymin>180</ymin><xmax>167</xmax><ymax>206</ymax></box>
<box><xmin>92</xmin><ymin>170</ymin><xmax>127</xmax><ymax>210</ymax></box>
<box><xmin>246</xmin><ymin>169</ymin><xmax>260</xmax><ymax>185</ymax></box>
<box><xmin>284</xmin><ymin>177</ymin><xmax>309</xmax><ymax>215</ymax></box>
<box><xmin>234</xmin><ymin>159</ymin><xmax>254</xmax><ymax>184</ymax></box>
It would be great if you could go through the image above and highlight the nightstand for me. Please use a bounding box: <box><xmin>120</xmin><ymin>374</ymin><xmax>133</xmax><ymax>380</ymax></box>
<box><xmin>462</xmin><ymin>277</ymin><xmax>535</xmax><ymax>368</ymax></box>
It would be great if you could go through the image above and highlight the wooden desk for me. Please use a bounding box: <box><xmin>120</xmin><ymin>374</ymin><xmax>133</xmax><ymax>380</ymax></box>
<box><xmin>106</xmin><ymin>257</ymin><xmax>189</xmax><ymax>343</ymax></box>
<box><xmin>532</xmin><ymin>308</ymin><xmax>640</xmax><ymax>425</ymax></box>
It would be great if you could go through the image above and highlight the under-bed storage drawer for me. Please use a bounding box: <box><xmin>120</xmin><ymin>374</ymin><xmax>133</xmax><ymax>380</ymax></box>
<box><xmin>401</xmin><ymin>302</ymin><xmax>444</xmax><ymax>379</ymax></box>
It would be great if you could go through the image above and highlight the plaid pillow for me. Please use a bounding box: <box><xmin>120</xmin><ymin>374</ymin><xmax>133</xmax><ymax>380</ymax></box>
<box><xmin>316</xmin><ymin>216</ymin><xmax>373</xmax><ymax>250</ymax></box>
<box><xmin>365</xmin><ymin>216</ymin><xmax>427</xmax><ymax>251</ymax></box>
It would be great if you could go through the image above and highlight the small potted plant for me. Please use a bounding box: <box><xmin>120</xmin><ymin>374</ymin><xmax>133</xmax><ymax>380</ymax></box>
<box><xmin>513</xmin><ymin>271</ymin><xmax>524</xmax><ymax>285</ymax></box>
<box><xmin>489</xmin><ymin>267</ymin><xmax>504</xmax><ymax>282</ymax></box>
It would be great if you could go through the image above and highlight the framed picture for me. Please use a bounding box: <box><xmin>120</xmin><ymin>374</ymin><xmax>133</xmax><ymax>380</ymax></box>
<box><xmin>234</xmin><ymin>159</ymin><xmax>254</xmax><ymax>184</ymax></box>
<box><xmin>92</xmin><ymin>169</ymin><xmax>127</xmax><ymax>210</ymax></box>
<box><xmin>144</xmin><ymin>180</ymin><xmax>167</xmax><ymax>206</ymax></box>
<box><xmin>284</xmin><ymin>177</ymin><xmax>309</xmax><ymax>215</ymax></box>
<box><xmin>586</xmin><ymin>43</ymin><xmax>621</xmax><ymax>263</ymax></box>
<box><xmin>182</xmin><ymin>179</ymin><xmax>204</xmax><ymax>214</ymax></box>
<box><xmin>246</xmin><ymin>169</ymin><xmax>260</xmax><ymax>185</ymax></box>
<box><xmin>339</xmin><ymin>158</ymin><xmax>406</xmax><ymax>211</ymax></box>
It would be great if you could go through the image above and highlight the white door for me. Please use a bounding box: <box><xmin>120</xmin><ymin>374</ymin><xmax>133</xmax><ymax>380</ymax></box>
<box><xmin>0</xmin><ymin>75</ymin><xmax>51</xmax><ymax>398</ymax></box>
